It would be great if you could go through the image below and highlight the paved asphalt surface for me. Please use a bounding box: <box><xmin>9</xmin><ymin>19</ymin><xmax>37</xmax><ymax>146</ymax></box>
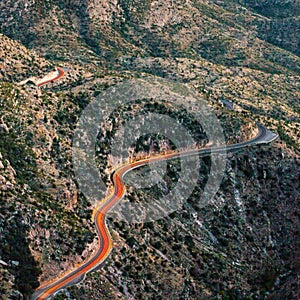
<box><xmin>31</xmin><ymin>124</ymin><xmax>278</xmax><ymax>300</ymax></box>
<box><xmin>37</xmin><ymin>67</ymin><xmax>65</xmax><ymax>87</ymax></box>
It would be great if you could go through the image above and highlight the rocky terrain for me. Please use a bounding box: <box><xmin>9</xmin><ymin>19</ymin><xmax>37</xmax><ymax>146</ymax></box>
<box><xmin>0</xmin><ymin>0</ymin><xmax>299</xmax><ymax>299</ymax></box>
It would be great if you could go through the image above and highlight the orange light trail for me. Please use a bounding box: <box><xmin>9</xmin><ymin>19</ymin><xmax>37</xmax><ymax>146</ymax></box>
<box><xmin>31</xmin><ymin>124</ymin><xmax>277</xmax><ymax>300</ymax></box>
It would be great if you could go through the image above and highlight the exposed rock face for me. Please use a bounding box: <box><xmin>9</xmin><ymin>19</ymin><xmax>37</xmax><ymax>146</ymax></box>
<box><xmin>0</xmin><ymin>1</ymin><xmax>299</xmax><ymax>299</ymax></box>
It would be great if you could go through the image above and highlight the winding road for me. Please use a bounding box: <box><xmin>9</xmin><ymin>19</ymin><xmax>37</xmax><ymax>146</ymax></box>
<box><xmin>37</xmin><ymin>67</ymin><xmax>65</xmax><ymax>87</ymax></box>
<box><xmin>31</xmin><ymin>124</ymin><xmax>278</xmax><ymax>300</ymax></box>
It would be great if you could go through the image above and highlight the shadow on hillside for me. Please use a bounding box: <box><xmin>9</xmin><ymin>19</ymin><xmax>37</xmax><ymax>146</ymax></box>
<box><xmin>0</xmin><ymin>211</ymin><xmax>41</xmax><ymax>298</ymax></box>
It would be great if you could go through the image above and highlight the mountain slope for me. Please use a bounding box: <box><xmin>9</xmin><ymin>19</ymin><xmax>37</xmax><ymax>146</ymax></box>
<box><xmin>0</xmin><ymin>1</ymin><xmax>299</xmax><ymax>299</ymax></box>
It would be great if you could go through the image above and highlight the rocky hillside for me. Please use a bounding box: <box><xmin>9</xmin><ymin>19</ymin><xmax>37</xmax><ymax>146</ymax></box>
<box><xmin>238</xmin><ymin>0</ymin><xmax>300</xmax><ymax>56</ymax></box>
<box><xmin>0</xmin><ymin>33</ymin><xmax>53</xmax><ymax>82</ymax></box>
<box><xmin>0</xmin><ymin>1</ymin><xmax>299</xmax><ymax>299</ymax></box>
<box><xmin>1</xmin><ymin>0</ymin><xmax>300</xmax><ymax>71</ymax></box>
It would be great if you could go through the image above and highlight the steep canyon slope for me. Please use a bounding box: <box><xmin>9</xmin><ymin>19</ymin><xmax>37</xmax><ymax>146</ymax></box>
<box><xmin>0</xmin><ymin>1</ymin><xmax>299</xmax><ymax>299</ymax></box>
